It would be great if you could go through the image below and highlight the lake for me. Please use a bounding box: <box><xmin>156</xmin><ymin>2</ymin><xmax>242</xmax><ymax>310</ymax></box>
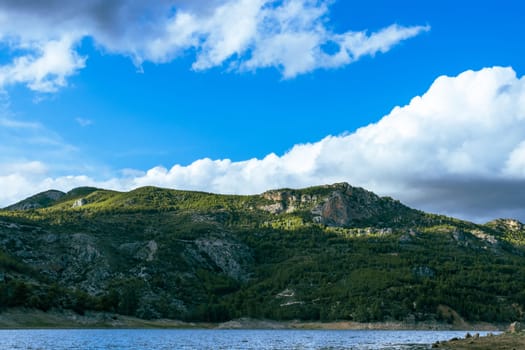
<box><xmin>0</xmin><ymin>329</ymin><xmax>494</xmax><ymax>349</ymax></box>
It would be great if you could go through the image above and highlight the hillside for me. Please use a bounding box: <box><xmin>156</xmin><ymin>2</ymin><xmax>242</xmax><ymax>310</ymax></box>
<box><xmin>1</xmin><ymin>183</ymin><xmax>525</xmax><ymax>325</ymax></box>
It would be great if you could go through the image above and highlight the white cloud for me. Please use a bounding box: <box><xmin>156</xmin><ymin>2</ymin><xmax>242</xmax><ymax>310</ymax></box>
<box><xmin>111</xmin><ymin>66</ymin><xmax>525</xmax><ymax>222</ymax></box>
<box><xmin>0</xmin><ymin>0</ymin><xmax>428</xmax><ymax>91</ymax></box>
<box><xmin>0</xmin><ymin>170</ymin><xmax>117</xmax><ymax>208</ymax></box>
<box><xmin>188</xmin><ymin>0</ymin><xmax>430</xmax><ymax>77</ymax></box>
<box><xmin>190</xmin><ymin>0</ymin><xmax>264</xmax><ymax>70</ymax></box>
<box><xmin>0</xmin><ymin>160</ymin><xmax>47</xmax><ymax>176</ymax></box>
<box><xmin>3</xmin><ymin>66</ymin><xmax>525</xmax><ymax>223</ymax></box>
<box><xmin>126</xmin><ymin>67</ymin><xmax>525</xmax><ymax>196</ymax></box>
<box><xmin>0</xmin><ymin>35</ymin><xmax>86</xmax><ymax>92</ymax></box>
<box><xmin>0</xmin><ymin>117</ymin><xmax>40</xmax><ymax>129</ymax></box>
<box><xmin>340</xmin><ymin>24</ymin><xmax>431</xmax><ymax>61</ymax></box>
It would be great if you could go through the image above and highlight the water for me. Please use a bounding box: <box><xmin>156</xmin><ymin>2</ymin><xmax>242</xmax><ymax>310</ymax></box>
<box><xmin>0</xmin><ymin>329</ymin><xmax>494</xmax><ymax>349</ymax></box>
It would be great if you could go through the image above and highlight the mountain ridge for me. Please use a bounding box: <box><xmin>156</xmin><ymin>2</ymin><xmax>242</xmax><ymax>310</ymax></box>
<box><xmin>7</xmin><ymin>183</ymin><xmax>521</xmax><ymax>227</ymax></box>
<box><xmin>1</xmin><ymin>182</ymin><xmax>524</xmax><ymax>325</ymax></box>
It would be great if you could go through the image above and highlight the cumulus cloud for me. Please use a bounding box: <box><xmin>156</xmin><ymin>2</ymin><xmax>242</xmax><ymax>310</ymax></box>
<box><xmin>0</xmin><ymin>0</ymin><xmax>428</xmax><ymax>91</ymax></box>
<box><xmin>0</xmin><ymin>35</ymin><xmax>86</xmax><ymax>92</ymax></box>
<box><xmin>124</xmin><ymin>67</ymin><xmax>525</xmax><ymax>209</ymax></box>
<box><xmin>0</xmin><ymin>170</ymin><xmax>119</xmax><ymax>209</ymax></box>
<box><xmin>2</xmin><ymin>66</ymin><xmax>525</xmax><ymax>223</ymax></box>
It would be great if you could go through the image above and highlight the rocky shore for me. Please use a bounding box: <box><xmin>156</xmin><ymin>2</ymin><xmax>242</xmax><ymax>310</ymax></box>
<box><xmin>0</xmin><ymin>308</ymin><xmax>505</xmax><ymax>331</ymax></box>
<box><xmin>433</xmin><ymin>322</ymin><xmax>524</xmax><ymax>349</ymax></box>
<box><xmin>216</xmin><ymin>317</ymin><xmax>500</xmax><ymax>331</ymax></box>
<box><xmin>433</xmin><ymin>332</ymin><xmax>525</xmax><ymax>349</ymax></box>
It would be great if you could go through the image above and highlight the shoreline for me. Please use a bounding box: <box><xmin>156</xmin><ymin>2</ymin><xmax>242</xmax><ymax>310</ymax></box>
<box><xmin>3</xmin><ymin>308</ymin><xmax>524</xmax><ymax>349</ymax></box>
<box><xmin>216</xmin><ymin>317</ymin><xmax>502</xmax><ymax>331</ymax></box>
<box><xmin>433</xmin><ymin>331</ymin><xmax>525</xmax><ymax>349</ymax></box>
<box><xmin>0</xmin><ymin>308</ymin><xmax>505</xmax><ymax>331</ymax></box>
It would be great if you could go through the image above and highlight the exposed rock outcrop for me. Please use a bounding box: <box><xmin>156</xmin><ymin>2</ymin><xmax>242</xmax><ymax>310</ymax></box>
<box><xmin>72</xmin><ymin>198</ymin><xmax>87</xmax><ymax>208</ymax></box>
<box><xmin>261</xmin><ymin>182</ymin><xmax>414</xmax><ymax>227</ymax></box>
<box><xmin>194</xmin><ymin>235</ymin><xmax>253</xmax><ymax>281</ymax></box>
<box><xmin>509</xmin><ymin>321</ymin><xmax>523</xmax><ymax>333</ymax></box>
<box><xmin>486</xmin><ymin>218</ymin><xmax>524</xmax><ymax>233</ymax></box>
<box><xmin>260</xmin><ymin>189</ymin><xmax>320</xmax><ymax>214</ymax></box>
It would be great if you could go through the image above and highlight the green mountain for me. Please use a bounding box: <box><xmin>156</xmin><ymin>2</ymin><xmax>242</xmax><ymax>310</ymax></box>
<box><xmin>1</xmin><ymin>183</ymin><xmax>524</xmax><ymax>324</ymax></box>
<box><xmin>4</xmin><ymin>190</ymin><xmax>66</xmax><ymax>210</ymax></box>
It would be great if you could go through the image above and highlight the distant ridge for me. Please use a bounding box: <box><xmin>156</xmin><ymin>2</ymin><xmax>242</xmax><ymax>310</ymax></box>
<box><xmin>4</xmin><ymin>186</ymin><xmax>100</xmax><ymax>211</ymax></box>
<box><xmin>5</xmin><ymin>189</ymin><xmax>66</xmax><ymax>210</ymax></box>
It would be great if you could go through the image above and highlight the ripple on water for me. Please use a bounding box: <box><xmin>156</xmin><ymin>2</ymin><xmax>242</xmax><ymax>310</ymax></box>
<box><xmin>0</xmin><ymin>329</ymin><xmax>497</xmax><ymax>350</ymax></box>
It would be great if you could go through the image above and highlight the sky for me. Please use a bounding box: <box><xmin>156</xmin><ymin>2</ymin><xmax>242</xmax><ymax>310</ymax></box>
<box><xmin>1</xmin><ymin>0</ymin><xmax>525</xmax><ymax>223</ymax></box>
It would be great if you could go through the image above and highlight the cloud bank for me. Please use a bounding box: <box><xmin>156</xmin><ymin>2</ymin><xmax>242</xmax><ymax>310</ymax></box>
<box><xmin>0</xmin><ymin>0</ymin><xmax>428</xmax><ymax>91</ymax></box>
<box><xmin>2</xmin><ymin>66</ymin><xmax>525</xmax><ymax>223</ymax></box>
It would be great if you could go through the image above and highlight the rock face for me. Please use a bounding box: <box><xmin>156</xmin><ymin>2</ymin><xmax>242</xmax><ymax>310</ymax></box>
<box><xmin>72</xmin><ymin>198</ymin><xmax>87</xmax><ymax>208</ymax></box>
<box><xmin>262</xmin><ymin>182</ymin><xmax>414</xmax><ymax>227</ymax></box>
<box><xmin>320</xmin><ymin>190</ymin><xmax>359</xmax><ymax>226</ymax></box>
<box><xmin>487</xmin><ymin>218</ymin><xmax>524</xmax><ymax>232</ymax></box>
<box><xmin>509</xmin><ymin>321</ymin><xmax>523</xmax><ymax>333</ymax></box>
<box><xmin>194</xmin><ymin>235</ymin><xmax>253</xmax><ymax>281</ymax></box>
<box><xmin>0</xmin><ymin>223</ymin><xmax>112</xmax><ymax>295</ymax></box>
<box><xmin>487</xmin><ymin>219</ymin><xmax>525</xmax><ymax>232</ymax></box>
<box><xmin>317</xmin><ymin>183</ymin><xmax>416</xmax><ymax>226</ymax></box>
<box><xmin>501</xmin><ymin>219</ymin><xmax>524</xmax><ymax>231</ymax></box>
<box><xmin>261</xmin><ymin>189</ymin><xmax>319</xmax><ymax>214</ymax></box>
<box><xmin>0</xmin><ymin>212</ymin><xmax>255</xmax><ymax>318</ymax></box>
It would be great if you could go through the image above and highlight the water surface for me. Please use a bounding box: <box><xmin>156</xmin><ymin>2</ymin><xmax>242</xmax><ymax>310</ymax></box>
<box><xmin>0</xmin><ymin>329</ymin><xmax>494</xmax><ymax>349</ymax></box>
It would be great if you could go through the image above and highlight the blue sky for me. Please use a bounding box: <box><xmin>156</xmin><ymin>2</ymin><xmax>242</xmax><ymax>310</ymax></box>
<box><xmin>1</xmin><ymin>0</ymin><xmax>525</xmax><ymax>222</ymax></box>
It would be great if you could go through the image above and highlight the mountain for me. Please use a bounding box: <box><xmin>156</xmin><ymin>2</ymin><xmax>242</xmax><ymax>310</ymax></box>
<box><xmin>5</xmin><ymin>187</ymin><xmax>100</xmax><ymax>211</ymax></box>
<box><xmin>1</xmin><ymin>183</ymin><xmax>524</xmax><ymax>325</ymax></box>
<box><xmin>5</xmin><ymin>190</ymin><xmax>66</xmax><ymax>210</ymax></box>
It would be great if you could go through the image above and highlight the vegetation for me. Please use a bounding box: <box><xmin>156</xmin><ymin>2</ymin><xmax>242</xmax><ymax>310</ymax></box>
<box><xmin>0</xmin><ymin>183</ymin><xmax>524</xmax><ymax>324</ymax></box>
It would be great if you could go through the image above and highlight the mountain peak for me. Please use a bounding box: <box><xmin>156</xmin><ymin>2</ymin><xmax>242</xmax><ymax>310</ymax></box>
<box><xmin>486</xmin><ymin>218</ymin><xmax>524</xmax><ymax>231</ymax></box>
<box><xmin>65</xmin><ymin>187</ymin><xmax>100</xmax><ymax>198</ymax></box>
<box><xmin>4</xmin><ymin>189</ymin><xmax>66</xmax><ymax>210</ymax></box>
<box><xmin>259</xmin><ymin>182</ymin><xmax>417</xmax><ymax>227</ymax></box>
